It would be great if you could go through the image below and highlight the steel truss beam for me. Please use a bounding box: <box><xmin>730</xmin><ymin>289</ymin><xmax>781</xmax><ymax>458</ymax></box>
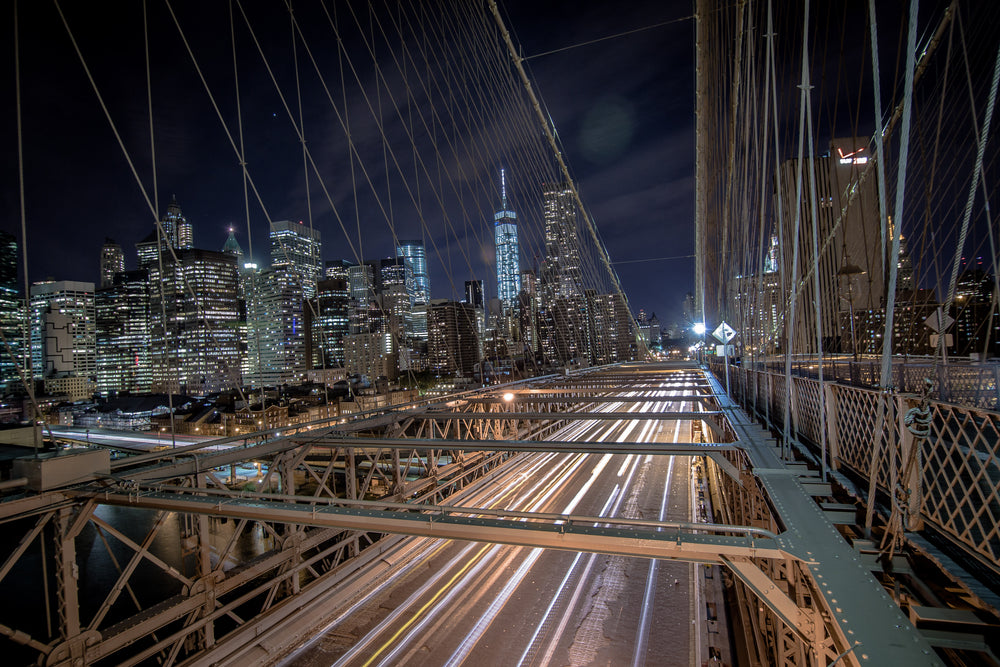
<box><xmin>85</xmin><ymin>489</ymin><xmax>798</xmax><ymax>564</ymax></box>
<box><xmin>296</xmin><ymin>437</ymin><xmax>736</xmax><ymax>456</ymax></box>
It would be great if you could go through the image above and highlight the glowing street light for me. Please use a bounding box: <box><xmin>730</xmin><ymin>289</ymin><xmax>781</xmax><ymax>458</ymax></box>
<box><xmin>502</xmin><ymin>392</ymin><xmax>515</xmax><ymax>402</ymax></box>
<box><xmin>693</xmin><ymin>322</ymin><xmax>706</xmax><ymax>335</ymax></box>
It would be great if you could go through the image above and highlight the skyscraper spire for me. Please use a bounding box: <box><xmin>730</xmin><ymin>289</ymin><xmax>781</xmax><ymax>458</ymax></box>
<box><xmin>500</xmin><ymin>168</ymin><xmax>508</xmax><ymax>209</ymax></box>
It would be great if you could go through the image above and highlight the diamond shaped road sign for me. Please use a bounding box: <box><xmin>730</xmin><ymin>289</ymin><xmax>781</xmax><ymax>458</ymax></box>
<box><xmin>712</xmin><ymin>321</ymin><xmax>736</xmax><ymax>344</ymax></box>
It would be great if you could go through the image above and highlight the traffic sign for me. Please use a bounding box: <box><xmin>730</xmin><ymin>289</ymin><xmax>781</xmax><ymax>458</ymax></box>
<box><xmin>712</xmin><ymin>321</ymin><xmax>736</xmax><ymax>343</ymax></box>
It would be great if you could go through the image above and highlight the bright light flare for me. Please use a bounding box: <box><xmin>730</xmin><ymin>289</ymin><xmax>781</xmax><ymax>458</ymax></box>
<box><xmin>693</xmin><ymin>322</ymin><xmax>706</xmax><ymax>335</ymax></box>
<box><xmin>502</xmin><ymin>392</ymin><xmax>515</xmax><ymax>402</ymax></box>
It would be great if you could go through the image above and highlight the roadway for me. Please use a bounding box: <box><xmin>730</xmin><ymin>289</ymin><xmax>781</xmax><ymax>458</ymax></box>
<box><xmin>47</xmin><ymin>426</ymin><xmax>214</xmax><ymax>452</ymax></box>
<box><xmin>279</xmin><ymin>383</ymin><xmax>709</xmax><ymax>667</ymax></box>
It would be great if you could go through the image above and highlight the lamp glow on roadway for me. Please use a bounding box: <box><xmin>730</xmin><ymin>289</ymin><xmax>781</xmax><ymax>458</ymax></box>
<box><xmin>692</xmin><ymin>322</ymin><xmax>706</xmax><ymax>335</ymax></box>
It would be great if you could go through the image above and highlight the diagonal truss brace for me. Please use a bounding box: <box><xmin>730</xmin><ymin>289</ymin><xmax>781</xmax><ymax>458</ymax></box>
<box><xmin>723</xmin><ymin>555</ymin><xmax>814</xmax><ymax>642</ymax></box>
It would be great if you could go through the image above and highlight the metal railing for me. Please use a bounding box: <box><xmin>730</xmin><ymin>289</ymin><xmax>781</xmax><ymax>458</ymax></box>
<box><xmin>715</xmin><ymin>362</ymin><xmax>1000</xmax><ymax>577</ymax></box>
<box><xmin>745</xmin><ymin>356</ymin><xmax>1000</xmax><ymax>410</ymax></box>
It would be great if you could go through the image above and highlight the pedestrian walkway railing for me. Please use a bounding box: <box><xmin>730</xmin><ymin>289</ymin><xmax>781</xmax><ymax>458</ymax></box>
<box><xmin>746</xmin><ymin>357</ymin><xmax>1000</xmax><ymax>411</ymax></box>
<box><xmin>713</xmin><ymin>362</ymin><xmax>1000</xmax><ymax>578</ymax></box>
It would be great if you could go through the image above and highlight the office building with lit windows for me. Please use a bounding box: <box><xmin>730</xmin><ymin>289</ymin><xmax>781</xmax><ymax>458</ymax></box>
<box><xmin>395</xmin><ymin>240</ymin><xmax>430</xmax><ymax>303</ymax></box>
<box><xmin>347</xmin><ymin>262</ymin><xmax>376</xmax><ymax>303</ymax></box>
<box><xmin>777</xmin><ymin>138</ymin><xmax>884</xmax><ymax>353</ymax></box>
<box><xmin>380</xmin><ymin>258</ymin><xmax>414</xmax><ymax>369</ymax></box>
<box><xmin>247</xmin><ymin>267</ymin><xmax>306</xmax><ymax>387</ymax></box>
<box><xmin>270</xmin><ymin>220</ymin><xmax>322</xmax><ymax>299</ymax></box>
<box><xmin>325</xmin><ymin>259</ymin><xmax>353</xmax><ymax>281</ymax></box>
<box><xmin>96</xmin><ymin>270</ymin><xmax>151</xmax><ymax>395</ymax></box>
<box><xmin>0</xmin><ymin>232</ymin><xmax>25</xmax><ymax>392</ymax></box>
<box><xmin>396</xmin><ymin>241</ymin><xmax>429</xmax><ymax>343</ymax></box>
<box><xmin>427</xmin><ymin>299</ymin><xmax>480</xmax><ymax>377</ymax></box>
<box><xmin>306</xmin><ymin>278</ymin><xmax>350</xmax><ymax>370</ymax></box>
<box><xmin>30</xmin><ymin>280</ymin><xmax>97</xmax><ymax>399</ymax></box>
<box><xmin>161</xmin><ymin>195</ymin><xmax>193</xmax><ymax>250</ymax></box>
<box><xmin>148</xmin><ymin>249</ymin><xmax>240</xmax><ymax>394</ymax></box>
<box><xmin>100</xmin><ymin>238</ymin><xmax>124</xmax><ymax>288</ymax></box>
<box><xmin>585</xmin><ymin>290</ymin><xmax>635</xmax><ymax>365</ymax></box>
<box><xmin>539</xmin><ymin>183</ymin><xmax>589</xmax><ymax>365</ymax></box>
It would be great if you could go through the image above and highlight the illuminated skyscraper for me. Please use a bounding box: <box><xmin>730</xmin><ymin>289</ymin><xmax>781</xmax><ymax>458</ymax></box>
<box><xmin>247</xmin><ymin>267</ymin><xmax>306</xmax><ymax>387</ymax></box>
<box><xmin>307</xmin><ymin>278</ymin><xmax>350</xmax><ymax>369</ymax></box>
<box><xmin>494</xmin><ymin>170</ymin><xmax>521</xmax><ymax>312</ymax></box>
<box><xmin>0</xmin><ymin>232</ymin><xmax>25</xmax><ymax>392</ymax></box>
<box><xmin>29</xmin><ymin>281</ymin><xmax>96</xmax><ymax>386</ymax></box>
<box><xmin>427</xmin><ymin>299</ymin><xmax>480</xmax><ymax>377</ymax></box>
<box><xmin>325</xmin><ymin>259</ymin><xmax>353</xmax><ymax>281</ymax></box>
<box><xmin>100</xmin><ymin>238</ymin><xmax>124</xmax><ymax>288</ymax></box>
<box><xmin>395</xmin><ymin>240</ymin><xmax>430</xmax><ymax>303</ymax></box>
<box><xmin>539</xmin><ymin>183</ymin><xmax>589</xmax><ymax>364</ymax></box>
<box><xmin>270</xmin><ymin>220</ymin><xmax>322</xmax><ymax>299</ymax></box>
<box><xmin>161</xmin><ymin>195</ymin><xmax>193</xmax><ymax>250</ymax></box>
<box><xmin>148</xmin><ymin>249</ymin><xmax>240</xmax><ymax>394</ymax></box>
<box><xmin>347</xmin><ymin>263</ymin><xmax>375</xmax><ymax>303</ymax></box>
<box><xmin>586</xmin><ymin>290</ymin><xmax>634</xmax><ymax>365</ymax></box>
<box><xmin>541</xmin><ymin>183</ymin><xmax>583</xmax><ymax>300</ymax></box>
<box><xmin>380</xmin><ymin>257</ymin><xmax>413</xmax><ymax>372</ymax></box>
<box><xmin>396</xmin><ymin>240</ymin><xmax>429</xmax><ymax>343</ymax></box>
<box><xmin>96</xmin><ymin>270</ymin><xmax>151</xmax><ymax>395</ymax></box>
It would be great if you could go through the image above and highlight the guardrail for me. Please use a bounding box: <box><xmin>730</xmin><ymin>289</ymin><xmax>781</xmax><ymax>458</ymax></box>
<box><xmin>713</xmin><ymin>362</ymin><xmax>1000</xmax><ymax>577</ymax></box>
<box><xmin>745</xmin><ymin>357</ymin><xmax>1000</xmax><ymax>410</ymax></box>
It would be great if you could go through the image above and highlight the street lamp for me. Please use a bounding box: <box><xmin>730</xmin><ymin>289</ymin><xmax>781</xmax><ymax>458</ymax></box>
<box><xmin>837</xmin><ymin>259</ymin><xmax>865</xmax><ymax>362</ymax></box>
<box><xmin>502</xmin><ymin>392</ymin><xmax>514</xmax><ymax>402</ymax></box>
<box><xmin>692</xmin><ymin>322</ymin><xmax>707</xmax><ymax>364</ymax></box>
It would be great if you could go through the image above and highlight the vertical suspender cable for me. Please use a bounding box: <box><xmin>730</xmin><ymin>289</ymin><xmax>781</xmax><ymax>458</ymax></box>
<box><xmin>802</xmin><ymin>22</ymin><xmax>830</xmax><ymax>483</ymax></box>
<box><xmin>782</xmin><ymin>0</ymin><xmax>813</xmax><ymax>462</ymax></box>
<box><xmin>865</xmin><ymin>0</ymin><xmax>920</xmax><ymax>538</ymax></box>
<box><xmin>12</xmin><ymin>0</ymin><xmax>45</xmax><ymax>455</ymax></box>
<box><xmin>145</xmin><ymin>0</ymin><xmax>175</xmax><ymax>445</ymax></box>
<box><xmin>694</xmin><ymin>0</ymin><xmax>709</xmax><ymax>338</ymax></box>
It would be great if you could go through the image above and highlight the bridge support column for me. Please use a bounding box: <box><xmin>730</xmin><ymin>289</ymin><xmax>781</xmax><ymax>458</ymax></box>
<box><xmin>196</xmin><ymin>473</ymin><xmax>215</xmax><ymax>649</ymax></box>
<box><xmin>54</xmin><ymin>507</ymin><xmax>81</xmax><ymax>642</ymax></box>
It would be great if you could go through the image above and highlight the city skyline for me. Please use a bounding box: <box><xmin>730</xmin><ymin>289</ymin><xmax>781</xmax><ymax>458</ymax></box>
<box><xmin>0</xmin><ymin>1</ymin><xmax>693</xmax><ymax>326</ymax></box>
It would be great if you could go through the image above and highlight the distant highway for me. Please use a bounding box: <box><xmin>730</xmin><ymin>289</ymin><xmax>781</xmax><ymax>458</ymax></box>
<box><xmin>281</xmin><ymin>383</ymin><xmax>704</xmax><ymax>667</ymax></box>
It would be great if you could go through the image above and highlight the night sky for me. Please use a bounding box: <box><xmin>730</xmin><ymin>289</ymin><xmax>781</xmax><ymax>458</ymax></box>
<box><xmin>0</xmin><ymin>1</ymin><xmax>695</xmax><ymax>325</ymax></box>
